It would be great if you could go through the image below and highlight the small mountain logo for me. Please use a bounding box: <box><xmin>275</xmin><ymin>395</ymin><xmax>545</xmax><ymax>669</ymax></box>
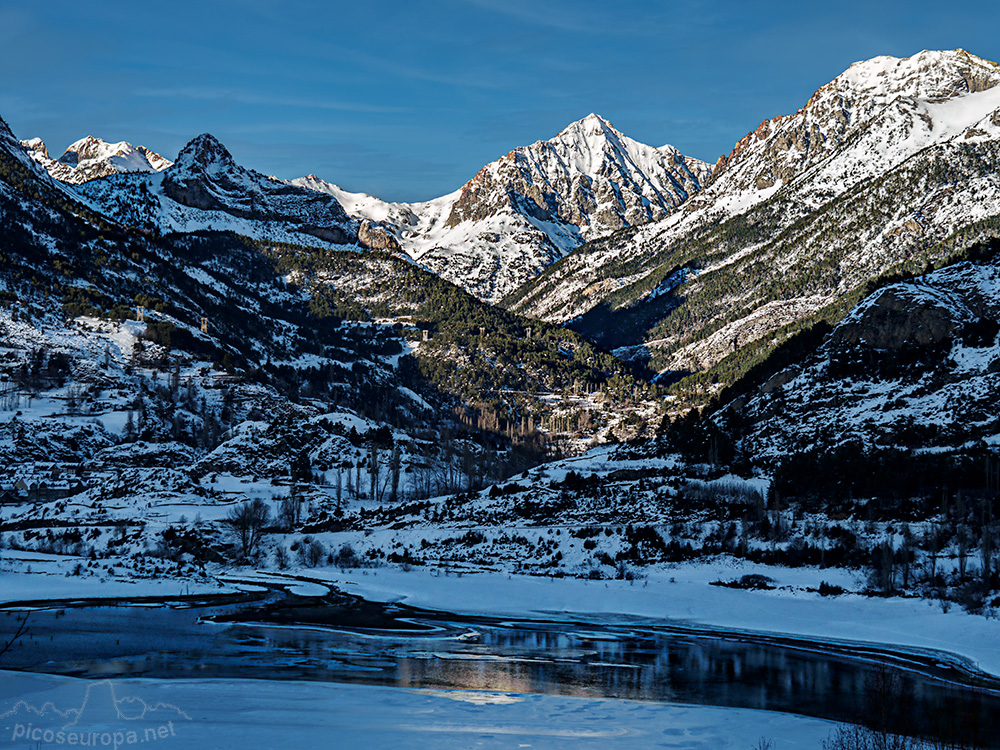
<box><xmin>1</xmin><ymin>679</ymin><xmax>190</xmax><ymax>746</ymax></box>
<box><xmin>65</xmin><ymin>680</ymin><xmax>190</xmax><ymax>727</ymax></box>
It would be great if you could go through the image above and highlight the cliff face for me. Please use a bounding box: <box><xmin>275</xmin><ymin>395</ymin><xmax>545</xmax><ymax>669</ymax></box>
<box><xmin>829</xmin><ymin>288</ymin><xmax>966</xmax><ymax>352</ymax></box>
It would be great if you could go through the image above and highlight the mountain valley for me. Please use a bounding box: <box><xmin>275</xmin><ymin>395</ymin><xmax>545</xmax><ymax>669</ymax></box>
<box><xmin>2</xmin><ymin>49</ymin><xmax>1000</xmax><ymax>678</ymax></box>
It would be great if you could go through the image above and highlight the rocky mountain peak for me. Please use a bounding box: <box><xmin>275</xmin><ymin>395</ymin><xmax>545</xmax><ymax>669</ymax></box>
<box><xmin>18</xmin><ymin>133</ymin><xmax>172</xmax><ymax>184</ymax></box>
<box><xmin>443</xmin><ymin>114</ymin><xmax>708</xmax><ymax>240</ymax></box>
<box><xmin>93</xmin><ymin>131</ymin><xmax>359</xmax><ymax>245</ymax></box>
<box><xmin>54</xmin><ymin>135</ymin><xmax>172</xmax><ymax>173</ymax></box>
<box><xmin>556</xmin><ymin>112</ymin><xmax>617</xmax><ymax>140</ymax></box>
<box><xmin>708</xmin><ymin>49</ymin><xmax>1000</xmax><ymax>196</ymax></box>
<box><xmin>833</xmin><ymin>49</ymin><xmax>1000</xmax><ymax>103</ymax></box>
<box><xmin>174</xmin><ymin>133</ymin><xmax>236</xmax><ymax>174</ymax></box>
<box><xmin>59</xmin><ymin>135</ymin><xmax>110</xmax><ymax>165</ymax></box>
<box><xmin>19</xmin><ymin>137</ymin><xmax>48</xmax><ymax>159</ymax></box>
<box><xmin>543</xmin><ymin>113</ymin><xmax>647</xmax><ymax>177</ymax></box>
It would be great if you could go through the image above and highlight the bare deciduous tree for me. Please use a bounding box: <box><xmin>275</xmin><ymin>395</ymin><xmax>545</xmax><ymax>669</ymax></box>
<box><xmin>0</xmin><ymin>613</ymin><xmax>30</xmax><ymax>663</ymax></box>
<box><xmin>389</xmin><ymin>445</ymin><xmax>402</xmax><ymax>503</ymax></box>
<box><xmin>925</xmin><ymin>520</ymin><xmax>941</xmax><ymax>582</ymax></box>
<box><xmin>225</xmin><ymin>499</ymin><xmax>271</xmax><ymax>561</ymax></box>
<box><xmin>301</xmin><ymin>538</ymin><xmax>325</xmax><ymax>567</ymax></box>
<box><xmin>279</xmin><ymin>491</ymin><xmax>303</xmax><ymax>531</ymax></box>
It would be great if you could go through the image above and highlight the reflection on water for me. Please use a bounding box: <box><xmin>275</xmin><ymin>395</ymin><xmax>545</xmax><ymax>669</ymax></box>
<box><xmin>1</xmin><ymin>593</ymin><xmax>998</xmax><ymax>747</ymax></box>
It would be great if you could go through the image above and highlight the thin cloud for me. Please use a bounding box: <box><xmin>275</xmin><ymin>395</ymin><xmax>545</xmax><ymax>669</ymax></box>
<box><xmin>461</xmin><ymin>0</ymin><xmax>688</xmax><ymax>37</ymax></box>
<box><xmin>324</xmin><ymin>46</ymin><xmax>519</xmax><ymax>92</ymax></box>
<box><xmin>463</xmin><ymin>0</ymin><xmax>620</xmax><ymax>34</ymax></box>
<box><xmin>133</xmin><ymin>86</ymin><xmax>411</xmax><ymax>114</ymax></box>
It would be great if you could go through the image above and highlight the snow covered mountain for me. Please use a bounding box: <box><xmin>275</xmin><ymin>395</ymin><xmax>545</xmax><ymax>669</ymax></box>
<box><xmin>21</xmin><ymin>135</ymin><xmax>172</xmax><ymax>184</ymax></box>
<box><xmin>4</xmin><ymin>91</ymin><xmax>1000</xmax><ymax>624</ymax></box>
<box><xmin>23</xmin><ymin>117</ymin><xmax>708</xmax><ymax>304</ymax></box>
<box><xmin>707</xmin><ymin>48</ymin><xmax>1000</xmax><ymax>199</ymax></box>
<box><xmin>0</xmin><ymin>106</ymin><xmax>651</xmax><ymax>520</ymax></box>
<box><xmin>508</xmin><ymin>50</ymin><xmax>1000</xmax><ymax>384</ymax></box>
<box><xmin>292</xmin><ymin>114</ymin><xmax>710</xmax><ymax>303</ymax></box>
<box><xmin>76</xmin><ymin>133</ymin><xmax>360</xmax><ymax>247</ymax></box>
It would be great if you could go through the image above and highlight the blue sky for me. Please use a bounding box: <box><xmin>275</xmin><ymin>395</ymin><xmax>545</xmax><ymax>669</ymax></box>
<box><xmin>1</xmin><ymin>1</ymin><xmax>997</xmax><ymax>202</ymax></box>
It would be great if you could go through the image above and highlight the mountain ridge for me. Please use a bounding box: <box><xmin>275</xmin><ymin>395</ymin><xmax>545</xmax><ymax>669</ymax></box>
<box><xmin>74</xmin><ymin>132</ymin><xmax>361</xmax><ymax>248</ymax></box>
<box><xmin>291</xmin><ymin>113</ymin><xmax>710</xmax><ymax>302</ymax></box>
<box><xmin>21</xmin><ymin>115</ymin><xmax>709</xmax><ymax>305</ymax></box>
<box><xmin>21</xmin><ymin>134</ymin><xmax>172</xmax><ymax>184</ymax></box>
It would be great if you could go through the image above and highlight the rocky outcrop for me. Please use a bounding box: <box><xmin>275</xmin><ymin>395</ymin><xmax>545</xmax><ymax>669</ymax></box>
<box><xmin>298</xmin><ymin>225</ymin><xmax>352</xmax><ymax>245</ymax></box>
<box><xmin>162</xmin><ymin>134</ymin><xmax>246</xmax><ymax>213</ymax></box>
<box><xmin>737</xmin><ymin>260</ymin><xmax>1000</xmax><ymax>459</ymax></box>
<box><xmin>162</xmin><ymin>134</ymin><xmax>355</xmax><ymax>239</ymax></box>
<box><xmin>830</xmin><ymin>288</ymin><xmax>962</xmax><ymax>351</ymax></box>
<box><xmin>357</xmin><ymin>219</ymin><xmax>402</xmax><ymax>252</ymax></box>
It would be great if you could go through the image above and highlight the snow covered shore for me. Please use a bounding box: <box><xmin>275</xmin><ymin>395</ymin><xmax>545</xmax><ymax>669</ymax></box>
<box><xmin>2</xmin><ymin>551</ymin><xmax>999</xmax><ymax>680</ymax></box>
<box><xmin>308</xmin><ymin>562</ymin><xmax>1000</xmax><ymax>679</ymax></box>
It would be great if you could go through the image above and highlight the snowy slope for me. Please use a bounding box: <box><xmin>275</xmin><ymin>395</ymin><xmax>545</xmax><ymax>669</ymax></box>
<box><xmin>0</xmin><ymin>119</ymin><xmax>93</xmax><ymax>205</ymax></box>
<box><xmin>292</xmin><ymin>114</ymin><xmax>710</xmax><ymax>303</ymax></box>
<box><xmin>21</xmin><ymin>135</ymin><xmax>172</xmax><ymax>184</ymax></box>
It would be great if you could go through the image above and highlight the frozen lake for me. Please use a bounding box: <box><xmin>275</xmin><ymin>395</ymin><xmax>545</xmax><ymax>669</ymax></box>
<box><xmin>1</xmin><ymin>587</ymin><xmax>998</xmax><ymax>747</ymax></box>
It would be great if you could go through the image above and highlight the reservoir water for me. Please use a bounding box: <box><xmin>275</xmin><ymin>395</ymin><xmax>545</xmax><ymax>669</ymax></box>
<box><xmin>1</xmin><ymin>587</ymin><xmax>997</xmax><ymax>747</ymax></box>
